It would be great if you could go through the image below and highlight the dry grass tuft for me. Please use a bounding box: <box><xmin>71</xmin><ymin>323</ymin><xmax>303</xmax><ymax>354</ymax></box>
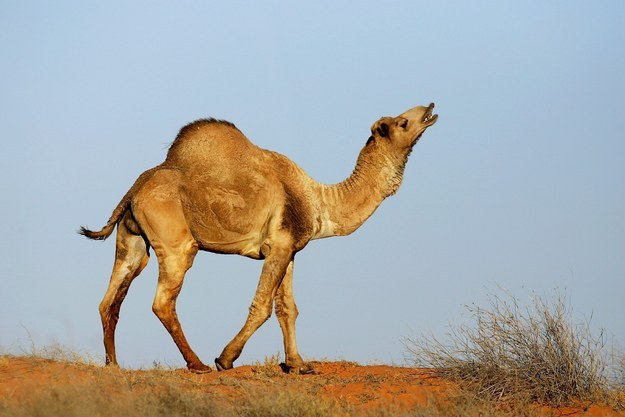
<box><xmin>403</xmin><ymin>289</ymin><xmax>610</xmax><ymax>406</ymax></box>
<box><xmin>251</xmin><ymin>352</ymin><xmax>283</xmax><ymax>377</ymax></box>
<box><xmin>25</xmin><ymin>343</ymin><xmax>99</xmax><ymax>365</ymax></box>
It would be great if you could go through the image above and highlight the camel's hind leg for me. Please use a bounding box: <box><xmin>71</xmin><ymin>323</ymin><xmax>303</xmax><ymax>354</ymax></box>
<box><xmin>100</xmin><ymin>213</ymin><xmax>149</xmax><ymax>366</ymax></box>
<box><xmin>134</xmin><ymin>197</ymin><xmax>211</xmax><ymax>373</ymax></box>
<box><xmin>274</xmin><ymin>260</ymin><xmax>313</xmax><ymax>374</ymax></box>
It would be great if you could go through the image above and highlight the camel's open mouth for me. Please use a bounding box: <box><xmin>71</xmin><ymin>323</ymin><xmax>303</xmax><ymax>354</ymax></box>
<box><xmin>422</xmin><ymin>103</ymin><xmax>438</xmax><ymax>125</ymax></box>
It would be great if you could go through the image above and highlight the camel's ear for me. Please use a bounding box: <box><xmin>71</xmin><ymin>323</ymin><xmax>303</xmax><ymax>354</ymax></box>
<box><xmin>371</xmin><ymin>118</ymin><xmax>390</xmax><ymax>138</ymax></box>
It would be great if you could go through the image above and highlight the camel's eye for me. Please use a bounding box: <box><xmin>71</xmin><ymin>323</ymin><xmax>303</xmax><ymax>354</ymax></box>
<box><xmin>399</xmin><ymin>119</ymin><xmax>408</xmax><ymax>129</ymax></box>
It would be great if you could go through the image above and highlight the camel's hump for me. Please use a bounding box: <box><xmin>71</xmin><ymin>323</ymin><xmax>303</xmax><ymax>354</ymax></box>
<box><xmin>164</xmin><ymin>118</ymin><xmax>259</xmax><ymax>167</ymax></box>
<box><xmin>177</xmin><ymin>118</ymin><xmax>239</xmax><ymax>137</ymax></box>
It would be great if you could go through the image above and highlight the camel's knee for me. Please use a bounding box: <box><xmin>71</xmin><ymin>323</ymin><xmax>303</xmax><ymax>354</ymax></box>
<box><xmin>249</xmin><ymin>300</ymin><xmax>273</xmax><ymax>325</ymax></box>
<box><xmin>99</xmin><ymin>289</ymin><xmax>123</xmax><ymax>324</ymax></box>
<box><xmin>152</xmin><ymin>296</ymin><xmax>173</xmax><ymax>319</ymax></box>
<box><xmin>275</xmin><ymin>297</ymin><xmax>299</xmax><ymax>320</ymax></box>
<box><xmin>100</xmin><ymin>268</ymin><xmax>138</xmax><ymax>319</ymax></box>
<box><xmin>99</xmin><ymin>300</ymin><xmax>111</xmax><ymax>320</ymax></box>
<box><xmin>99</xmin><ymin>301</ymin><xmax>120</xmax><ymax>336</ymax></box>
<box><xmin>152</xmin><ymin>301</ymin><xmax>180</xmax><ymax>333</ymax></box>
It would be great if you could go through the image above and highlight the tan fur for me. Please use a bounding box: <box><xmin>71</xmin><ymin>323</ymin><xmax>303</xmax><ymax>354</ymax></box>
<box><xmin>80</xmin><ymin>105</ymin><xmax>438</xmax><ymax>374</ymax></box>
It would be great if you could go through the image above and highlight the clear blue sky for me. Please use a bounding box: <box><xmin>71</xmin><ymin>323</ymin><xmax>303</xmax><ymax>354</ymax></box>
<box><xmin>1</xmin><ymin>1</ymin><xmax>623</xmax><ymax>368</ymax></box>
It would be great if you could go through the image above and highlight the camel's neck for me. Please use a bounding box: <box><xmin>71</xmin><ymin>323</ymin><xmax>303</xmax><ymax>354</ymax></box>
<box><xmin>311</xmin><ymin>142</ymin><xmax>409</xmax><ymax>239</ymax></box>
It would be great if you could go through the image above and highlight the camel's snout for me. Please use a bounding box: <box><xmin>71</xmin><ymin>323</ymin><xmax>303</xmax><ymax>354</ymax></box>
<box><xmin>399</xmin><ymin>103</ymin><xmax>438</xmax><ymax>127</ymax></box>
<box><xmin>422</xmin><ymin>103</ymin><xmax>437</xmax><ymax>125</ymax></box>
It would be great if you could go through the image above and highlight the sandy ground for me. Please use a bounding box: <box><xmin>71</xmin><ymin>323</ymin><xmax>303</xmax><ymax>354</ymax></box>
<box><xmin>1</xmin><ymin>355</ymin><xmax>622</xmax><ymax>416</ymax></box>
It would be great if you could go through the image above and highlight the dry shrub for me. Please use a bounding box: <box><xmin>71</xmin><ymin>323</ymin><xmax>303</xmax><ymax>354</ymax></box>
<box><xmin>403</xmin><ymin>289</ymin><xmax>609</xmax><ymax>406</ymax></box>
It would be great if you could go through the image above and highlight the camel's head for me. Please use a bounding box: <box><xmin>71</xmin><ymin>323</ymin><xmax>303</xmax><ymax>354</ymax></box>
<box><xmin>369</xmin><ymin>103</ymin><xmax>438</xmax><ymax>151</ymax></box>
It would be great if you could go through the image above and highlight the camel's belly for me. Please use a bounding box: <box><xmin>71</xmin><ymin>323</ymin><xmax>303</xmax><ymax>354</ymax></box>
<box><xmin>180</xmin><ymin>177</ymin><xmax>278</xmax><ymax>259</ymax></box>
<box><xmin>196</xmin><ymin>235</ymin><xmax>265</xmax><ymax>259</ymax></box>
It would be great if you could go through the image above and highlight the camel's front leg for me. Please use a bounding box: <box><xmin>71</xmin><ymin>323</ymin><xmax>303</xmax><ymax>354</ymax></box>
<box><xmin>215</xmin><ymin>246</ymin><xmax>293</xmax><ymax>371</ymax></box>
<box><xmin>274</xmin><ymin>260</ymin><xmax>313</xmax><ymax>374</ymax></box>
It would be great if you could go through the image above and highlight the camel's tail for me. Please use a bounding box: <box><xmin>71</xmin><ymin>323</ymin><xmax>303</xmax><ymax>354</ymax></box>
<box><xmin>78</xmin><ymin>224</ymin><xmax>117</xmax><ymax>240</ymax></box>
<box><xmin>78</xmin><ymin>194</ymin><xmax>131</xmax><ymax>241</ymax></box>
<box><xmin>78</xmin><ymin>166</ymin><xmax>162</xmax><ymax>241</ymax></box>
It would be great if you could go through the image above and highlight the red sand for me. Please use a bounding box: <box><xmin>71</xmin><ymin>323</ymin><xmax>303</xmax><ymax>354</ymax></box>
<box><xmin>0</xmin><ymin>356</ymin><xmax>622</xmax><ymax>416</ymax></box>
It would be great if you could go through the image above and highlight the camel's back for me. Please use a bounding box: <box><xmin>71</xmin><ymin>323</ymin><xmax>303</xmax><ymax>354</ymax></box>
<box><xmin>164</xmin><ymin>119</ymin><xmax>261</xmax><ymax>171</ymax></box>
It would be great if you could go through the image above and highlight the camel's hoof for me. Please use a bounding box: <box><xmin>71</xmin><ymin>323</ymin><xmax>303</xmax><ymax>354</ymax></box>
<box><xmin>214</xmin><ymin>357</ymin><xmax>232</xmax><ymax>372</ymax></box>
<box><xmin>280</xmin><ymin>362</ymin><xmax>316</xmax><ymax>375</ymax></box>
<box><xmin>187</xmin><ymin>363</ymin><xmax>213</xmax><ymax>374</ymax></box>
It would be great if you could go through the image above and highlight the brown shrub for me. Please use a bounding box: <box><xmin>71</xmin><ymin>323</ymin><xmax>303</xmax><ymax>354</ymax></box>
<box><xmin>403</xmin><ymin>289</ymin><xmax>610</xmax><ymax>406</ymax></box>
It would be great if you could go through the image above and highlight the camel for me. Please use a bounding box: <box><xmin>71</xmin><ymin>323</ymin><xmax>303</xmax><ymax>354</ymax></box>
<box><xmin>79</xmin><ymin>103</ymin><xmax>438</xmax><ymax>374</ymax></box>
